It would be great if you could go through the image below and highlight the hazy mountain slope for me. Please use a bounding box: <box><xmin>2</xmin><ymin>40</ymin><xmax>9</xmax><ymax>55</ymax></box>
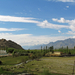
<box><xmin>46</xmin><ymin>38</ymin><xmax>75</xmax><ymax>49</ymax></box>
<box><xmin>30</xmin><ymin>38</ymin><xmax>75</xmax><ymax>49</ymax></box>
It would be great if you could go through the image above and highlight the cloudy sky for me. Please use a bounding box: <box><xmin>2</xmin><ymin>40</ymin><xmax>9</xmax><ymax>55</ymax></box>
<box><xmin>0</xmin><ymin>0</ymin><xmax>75</xmax><ymax>49</ymax></box>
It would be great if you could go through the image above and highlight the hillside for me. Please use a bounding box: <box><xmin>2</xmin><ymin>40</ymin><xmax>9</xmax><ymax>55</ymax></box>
<box><xmin>0</xmin><ymin>39</ymin><xmax>23</xmax><ymax>50</ymax></box>
<box><xmin>46</xmin><ymin>38</ymin><xmax>75</xmax><ymax>49</ymax></box>
<box><xmin>30</xmin><ymin>38</ymin><xmax>75</xmax><ymax>49</ymax></box>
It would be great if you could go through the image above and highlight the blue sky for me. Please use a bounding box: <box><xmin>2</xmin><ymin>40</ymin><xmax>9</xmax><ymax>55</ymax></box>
<box><xmin>0</xmin><ymin>0</ymin><xmax>75</xmax><ymax>49</ymax></box>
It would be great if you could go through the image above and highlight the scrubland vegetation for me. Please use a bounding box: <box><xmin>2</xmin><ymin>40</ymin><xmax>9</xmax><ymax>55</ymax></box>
<box><xmin>0</xmin><ymin>46</ymin><xmax>75</xmax><ymax>75</ymax></box>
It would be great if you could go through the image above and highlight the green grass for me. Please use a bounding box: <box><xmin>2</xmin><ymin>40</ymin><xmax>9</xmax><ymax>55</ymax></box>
<box><xmin>41</xmin><ymin>69</ymin><xmax>66</xmax><ymax>75</ymax></box>
<box><xmin>0</xmin><ymin>56</ymin><xmax>28</xmax><ymax>65</ymax></box>
<box><xmin>0</xmin><ymin>56</ymin><xmax>29</xmax><ymax>74</ymax></box>
<box><xmin>0</xmin><ymin>56</ymin><xmax>75</xmax><ymax>75</ymax></box>
<box><xmin>0</xmin><ymin>67</ymin><xmax>12</xmax><ymax>74</ymax></box>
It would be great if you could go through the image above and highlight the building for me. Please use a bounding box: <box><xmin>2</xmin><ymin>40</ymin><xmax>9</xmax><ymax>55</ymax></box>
<box><xmin>0</xmin><ymin>50</ymin><xmax>7</xmax><ymax>54</ymax></box>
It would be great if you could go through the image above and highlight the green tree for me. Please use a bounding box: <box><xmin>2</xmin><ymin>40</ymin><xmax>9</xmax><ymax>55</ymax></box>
<box><xmin>6</xmin><ymin>48</ymin><xmax>14</xmax><ymax>53</ymax></box>
<box><xmin>12</xmin><ymin>51</ymin><xmax>15</xmax><ymax>57</ymax></box>
<box><xmin>49</xmin><ymin>46</ymin><xmax>54</xmax><ymax>53</ymax></box>
<box><xmin>62</xmin><ymin>46</ymin><xmax>63</xmax><ymax>49</ymax></box>
<box><xmin>21</xmin><ymin>56</ymin><xmax>29</xmax><ymax>63</ymax></box>
<box><xmin>41</xmin><ymin>46</ymin><xmax>42</xmax><ymax>52</ymax></box>
<box><xmin>67</xmin><ymin>46</ymin><xmax>68</xmax><ymax>54</ymax></box>
<box><xmin>74</xmin><ymin>46</ymin><xmax>75</xmax><ymax>50</ymax></box>
<box><xmin>46</xmin><ymin>46</ymin><xmax>47</xmax><ymax>53</ymax></box>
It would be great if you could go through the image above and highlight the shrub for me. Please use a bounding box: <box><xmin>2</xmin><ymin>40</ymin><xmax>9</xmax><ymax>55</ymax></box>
<box><xmin>21</xmin><ymin>57</ymin><xmax>29</xmax><ymax>63</ymax></box>
<box><xmin>6</xmin><ymin>48</ymin><xmax>14</xmax><ymax>53</ymax></box>
<box><xmin>0</xmin><ymin>67</ymin><xmax>12</xmax><ymax>74</ymax></box>
<box><xmin>30</xmin><ymin>54</ymin><xmax>35</xmax><ymax>60</ymax></box>
<box><xmin>45</xmin><ymin>53</ymin><xmax>50</xmax><ymax>57</ymax></box>
<box><xmin>42</xmin><ymin>69</ymin><xmax>51</xmax><ymax>75</ymax></box>
<box><xmin>0</xmin><ymin>60</ymin><xmax>2</xmax><ymax>65</ymax></box>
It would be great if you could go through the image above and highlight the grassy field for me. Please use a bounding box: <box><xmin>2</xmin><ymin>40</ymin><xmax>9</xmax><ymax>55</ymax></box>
<box><xmin>0</xmin><ymin>56</ymin><xmax>75</xmax><ymax>75</ymax></box>
<box><xmin>25</xmin><ymin>56</ymin><xmax>75</xmax><ymax>75</ymax></box>
<box><xmin>0</xmin><ymin>56</ymin><xmax>28</xmax><ymax>65</ymax></box>
<box><xmin>0</xmin><ymin>56</ymin><xmax>29</xmax><ymax>74</ymax></box>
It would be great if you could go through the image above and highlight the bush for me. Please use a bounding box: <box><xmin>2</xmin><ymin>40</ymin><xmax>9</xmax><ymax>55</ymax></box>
<box><xmin>0</xmin><ymin>60</ymin><xmax>2</xmax><ymax>65</ymax></box>
<box><xmin>30</xmin><ymin>54</ymin><xmax>35</xmax><ymax>60</ymax></box>
<box><xmin>42</xmin><ymin>70</ymin><xmax>51</xmax><ymax>75</ymax></box>
<box><xmin>45</xmin><ymin>53</ymin><xmax>50</xmax><ymax>57</ymax></box>
<box><xmin>0</xmin><ymin>67</ymin><xmax>12</xmax><ymax>74</ymax></box>
<box><xmin>21</xmin><ymin>57</ymin><xmax>29</xmax><ymax>63</ymax></box>
<box><xmin>6</xmin><ymin>48</ymin><xmax>14</xmax><ymax>53</ymax></box>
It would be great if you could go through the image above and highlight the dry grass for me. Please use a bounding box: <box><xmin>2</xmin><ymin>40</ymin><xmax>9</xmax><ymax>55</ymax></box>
<box><xmin>25</xmin><ymin>56</ymin><xmax>75</xmax><ymax>75</ymax></box>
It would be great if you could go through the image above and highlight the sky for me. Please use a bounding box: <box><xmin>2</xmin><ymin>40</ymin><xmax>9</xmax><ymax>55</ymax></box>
<box><xmin>0</xmin><ymin>0</ymin><xmax>75</xmax><ymax>49</ymax></box>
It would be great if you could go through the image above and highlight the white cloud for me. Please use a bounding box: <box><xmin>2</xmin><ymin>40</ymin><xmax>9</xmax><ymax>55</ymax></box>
<box><xmin>64</xmin><ymin>6</ymin><xmax>69</xmax><ymax>10</ymax></box>
<box><xmin>0</xmin><ymin>28</ymin><xmax>24</xmax><ymax>31</ymax></box>
<box><xmin>0</xmin><ymin>15</ymin><xmax>70</xmax><ymax>31</ymax></box>
<box><xmin>58</xmin><ymin>0</ymin><xmax>75</xmax><ymax>2</ymax></box>
<box><xmin>73</xmin><ymin>36</ymin><xmax>75</xmax><ymax>38</ymax></box>
<box><xmin>58</xmin><ymin>30</ymin><xmax>61</xmax><ymax>33</ymax></box>
<box><xmin>0</xmin><ymin>15</ymin><xmax>39</xmax><ymax>23</ymax></box>
<box><xmin>37</xmin><ymin>20</ymin><xmax>69</xmax><ymax>29</ymax></box>
<box><xmin>52</xmin><ymin>17</ymin><xmax>72</xmax><ymax>23</ymax></box>
<box><xmin>66</xmin><ymin>6</ymin><xmax>69</xmax><ymax>8</ymax></box>
<box><xmin>69</xmin><ymin>25</ymin><xmax>75</xmax><ymax>31</ymax></box>
<box><xmin>60</xmin><ymin>0</ymin><xmax>75</xmax><ymax>2</ymax></box>
<box><xmin>47</xmin><ymin>0</ymin><xmax>75</xmax><ymax>2</ymax></box>
<box><xmin>52</xmin><ymin>17</ymin><xmax>70</xmax><ymax>23</ymax></box>
<box><xmin>52</xmin><ymin>17</ymin><xmax>75</xmax><ymax>31</ymax></box>
<box><xmin>67</xmin><ymin>31</ymin><xmax>75</xmax><ymax>35</ymax></box>
<box><xmin>0</xmin><ymin>33</ymin><xmax>72</xmax><ymax>46</ymax></box>
<box><xmin>1</xmin><ymin>15</ymin><xmax>75</xmax><ymax>32</ymax></box>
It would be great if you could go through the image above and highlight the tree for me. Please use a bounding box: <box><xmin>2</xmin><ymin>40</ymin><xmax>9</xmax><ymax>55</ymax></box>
<box><xmin>21</xmin><ymin>56</ymin><xmax>29</xmax><ymax>63</ymax></box>
<box><xmin>5</xmin><ymin>46</ymin><xmax>7</xmax><ymax>50</ymax></box>
<box><xmin>49</xmin><ymin>46</ymin><xmax>54</xmax><ymax>53</ymax></box>
<box><xmin>43</xmin><ymin>47</ymin><xmax>46</xmax><ymax>56</ymax></box>
<box><xmin>74</xmin><ymin>46</ymin><xmax>75</xmax><ymax>50</ymax></box>
<box><xmin>6</xmin><ymin>48</ymin><xmax>14</xmax><ymax>53</ymax></box>
<box><xmin>41</xmin><ymin>46</ymin><xmax>42</xmax><ymax>52</ymax></box>
<box><xmin>12</xmin><ymin>51</ymin><xmax>15</xmax><ymax>57</ymax></box>
<box><xmin>46</xmin><ymin>46</ymin><xmax>47</xmax><ymax>53</ymax></box>
<box><xmin>62</xmin><ymin>46</ymin><xmax>63</xmax><ymax>49</ymax></box>
<box><xmin>67</xmin><ymin>46</ymin><xmax>68</xmax><ymax>54</ymax></box>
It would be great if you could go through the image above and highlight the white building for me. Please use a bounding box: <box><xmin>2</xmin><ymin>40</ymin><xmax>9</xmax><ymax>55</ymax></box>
<box><xmin>0</xmin><ymin>50</ymin><xmax>7</xmax><ymax>54</ymax></box>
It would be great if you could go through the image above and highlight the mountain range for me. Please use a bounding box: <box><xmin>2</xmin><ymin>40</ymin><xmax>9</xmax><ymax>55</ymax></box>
<box><xmin>1</xmin><ymin>38</ymin><xmax>75</xmax><ymax>50</ymax></box>
<box><xmin>30</xmin><ymin>38</ymin><xmax>75</xmax><ymax>49</ymax></box>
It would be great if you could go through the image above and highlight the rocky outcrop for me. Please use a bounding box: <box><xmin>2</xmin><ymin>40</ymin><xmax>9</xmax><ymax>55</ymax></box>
<box><xmin>0</xmin><ymin>39</ymin><xmax>23</xmax><ymax>50</ymax></box>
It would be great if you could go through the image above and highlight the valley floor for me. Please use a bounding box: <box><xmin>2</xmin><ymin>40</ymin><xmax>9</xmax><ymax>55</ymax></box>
<box><xmin>0</xmin><ymin>56</ymin><xmax>75</xmax><ymax>75</ymax></box>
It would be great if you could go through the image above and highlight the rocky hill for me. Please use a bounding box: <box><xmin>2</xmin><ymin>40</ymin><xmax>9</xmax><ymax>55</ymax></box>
<box><xmin>0</xmin><ymin>39</ymin><xmax>23</xmax><ymax>50</ymax></box>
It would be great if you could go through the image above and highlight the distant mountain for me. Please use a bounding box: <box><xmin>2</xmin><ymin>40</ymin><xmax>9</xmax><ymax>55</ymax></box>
<box><xmin>46</xmin><ymin>38</ymin><xmax>75</xmax><ymax>49</ymax></box>
<box><xmin>22</xmin><ymin>46</ymin><xmax>33</xmax><ymax>50</ymax></box>
<box><xmin>29</xmin><ymin>44</ymin><xmax>45</xmax><ymax>50</ymax></box>
<box><xmin>0</xmin><ymin>39</ymin><xmax>23</xmax><ymax>50</ymax></box>
<box><xmin>30</xmin><ymin>38</ymin><xmax>75</xmax><ymax>49</ymax></box>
